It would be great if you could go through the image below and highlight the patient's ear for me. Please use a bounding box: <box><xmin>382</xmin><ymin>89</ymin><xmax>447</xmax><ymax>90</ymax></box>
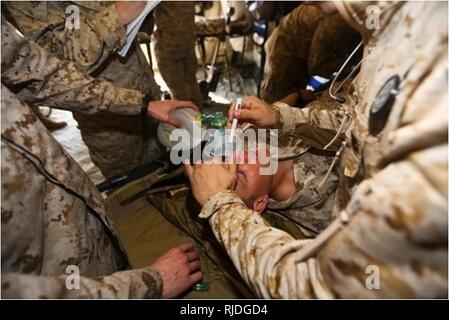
<box><xmin>253</xmin><ymin>195</ymin><xmax>269</xmax><ymax>213</ymax></box>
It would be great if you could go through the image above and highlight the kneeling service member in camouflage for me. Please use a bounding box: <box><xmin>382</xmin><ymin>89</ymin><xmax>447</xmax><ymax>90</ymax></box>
<box><xmin>186</xmin><ymin>1</ymin><xmax>448</xmax><ymax>298</ymax></box>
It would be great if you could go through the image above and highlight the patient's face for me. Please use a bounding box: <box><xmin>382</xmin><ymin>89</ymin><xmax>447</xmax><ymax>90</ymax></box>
<box><xmin>234</xmin><ymin>152</ymin><xmax>273</xmax><ymax>208</ymax></box>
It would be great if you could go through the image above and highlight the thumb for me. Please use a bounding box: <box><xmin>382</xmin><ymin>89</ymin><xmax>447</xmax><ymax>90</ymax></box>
<box><xmin>172</xmin><ymin>100</ymin><xmax>200</xmax><ymax>112</ymax></box>
<box><xmin>229</xmin><ymin>161</ymin><xmax>237</xmax><ymax>176</ymax></box>
<box><xmin>227</xmin><ymin>153</ymin><xmax>237</xmax><ymax>186</ymax></box>
<box><xmin>227</xmin><ymin>103</ymin><xmax>236</xmax><ymax>128</ymax></box>
<box><xmin>166</xmin><ymin>116</ymin><xmax>182</xmax><ymax>128</ymax></box>
<box><xmin>234</xmin><ymin>109</ymin><xmax>258</xmax><ymax>122</ymax></box>
<box><xmin>184</xmin><ymin>163</ymin><xmax>194</xmax><ymax>177</ymax></box>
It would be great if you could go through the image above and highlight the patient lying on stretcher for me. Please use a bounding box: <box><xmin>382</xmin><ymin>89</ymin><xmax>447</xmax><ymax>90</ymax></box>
<box><xmin>109</xmin><ymin>125</ymin><xmax>340</xmax><ymax>298</ymax></box>
<box><xmin>146</xmin><ymin>126</ymin><xmax>339</xmax><ymax>237</ymax></box>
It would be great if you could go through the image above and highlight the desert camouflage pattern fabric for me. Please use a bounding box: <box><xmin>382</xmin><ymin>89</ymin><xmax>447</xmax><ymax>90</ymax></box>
<box><xmin>266</xmin><ymin>78</ymin><xmax>352</xmax><ymax>234</ymax></box>
<box><xmin>153</xmin><ymin>1</ymin><xmax>202</xmax><ymax>107</ymax></box>
<box><xmin>4</xmin><ymin>1</ymin><xmax>162</xmax><ymax>178</ymax></box>
<box><xmin>1</xmin><ymin>21</ymin><xmax>164</xmax><ymax>299</ymax></box>
<box><xmin>1</xmin><ymin>20</ymin><xmax>142</xmax><ymax>116</ymax></box>
<box><xmin>267</xmin><ymin>149</ymin><xmax>339</xmax><ymax>235</ymax></box>
<box><xmin>1</xmin><ymin>86</ymin><xmax>162</xmax><ymax>299</ymax></box>
<box><xmin>272</xmin><ymin>81</ymin><xmax>352</xmax><ymax>153</ymax></box>
<box><xmin>261</xmin><ymin>4</ymin><xmax>361</xmax><ymax>103</ymax></box>
<box><xmin>242</xmin><ymin>101</ymin><xmax>343</xmax><ymax>235</ymax></box>
<box><xmin>199</xmin><ymin>1</ymin><xmax>448</xmax><ymax>298</ymax></box>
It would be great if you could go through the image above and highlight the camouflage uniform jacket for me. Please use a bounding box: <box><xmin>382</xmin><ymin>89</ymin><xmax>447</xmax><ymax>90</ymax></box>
<box><xmin>1</xmin><ymin>21</ymin><xmax>162</xmax><ymax>299</ymax></box>
<box><xmin>3</xmin><ymin>1</ymin><xmax>157</xmax><ymax>83</ymax></box>
<box><xmin>4</xmin><ymin>1</ymin><xmax>162</xmax><ymax>178</ymax></box>
<box><xmin>262</xmin><ymin>81</ymin><xmax>351</xmax><ymax>235</ymax></box>
<box><xmin>267</xmin><ymin>149</ymin><xmax>339</xmax><ymax>236</ymax></box>
<box><xmin>199</xmin><ymin>1</ymin><xmax>448</xmax><ymax>298</ymax></box>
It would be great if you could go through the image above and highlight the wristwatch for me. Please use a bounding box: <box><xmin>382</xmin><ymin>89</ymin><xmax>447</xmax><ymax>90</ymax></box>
<box><xmin>141</xmin><ymin>93</ymin><xmax>152</xmax><ymax>116</ymax></box>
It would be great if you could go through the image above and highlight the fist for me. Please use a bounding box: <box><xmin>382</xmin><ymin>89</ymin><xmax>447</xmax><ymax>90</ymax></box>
<box><xmin>227</xmin><ymin>96</ymin><xmax>277</xmax><ymax>129</ymax></box>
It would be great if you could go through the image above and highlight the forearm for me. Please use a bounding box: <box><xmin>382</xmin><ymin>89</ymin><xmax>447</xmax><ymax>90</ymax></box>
<box><xmin>200</xmin><ymin>191</ymin><xmax>319</xmax><ymax>298</ymax></box>
<box><xmin>278</xmin><ymin>92</ymin><xmax>300</xmax><ymax>107</ymax></box>
<box><xmin>273</xmin><ymin>101</ymin><xmax>347</xmax><ymax>150</ymax></box>
<box><xmin>17</xmin><ymin>61</ymin><xmax>143</xmax><ymax>116</ymax></box>
<box><xmin>2</xmin><ymin>267</ymin><xmax>162</xmax><ymax>299</ymax></box>
<box><xmin>1</xmin><ymin>21</ymin><xmax>142</xmax><ymax>115</ymax></box>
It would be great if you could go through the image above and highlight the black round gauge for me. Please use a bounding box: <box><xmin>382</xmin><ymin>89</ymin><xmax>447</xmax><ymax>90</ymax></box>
<box><xmin>369</xmin><ymin>75</ymin><xmax>400</xmax><ymax>135</ymax></box>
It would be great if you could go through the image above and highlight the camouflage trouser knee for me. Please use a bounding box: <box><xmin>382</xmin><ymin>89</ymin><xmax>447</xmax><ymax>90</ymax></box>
<box><xmin>73</xmin><ymin>112</ymin><xmax>163</xmax><ymax>179</ymax></box>
<box><xmin>260</xmin><ymin>5</ymin><xmax>323</xmax><ymax>103</ymax></box>
<box><xmin>260</xmin><ymin>5</ymin><xmax>360</xmax><ymax>103</ymax></box>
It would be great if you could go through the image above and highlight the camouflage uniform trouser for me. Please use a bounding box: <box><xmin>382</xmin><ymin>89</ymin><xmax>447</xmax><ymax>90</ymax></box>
<box><xmin>155</xmin><ymin>50</ymin><xmax>202</xmax><ymax>108</ymax></box>
<box><xmin>261</xmin><ymin>5</ymin><xmax>360</xmax><ymax>103</ymax></box>
<box><xmin>153</xmin><ymin>1</ymin><xmax>202</xmax><ymax>107</ymax></box>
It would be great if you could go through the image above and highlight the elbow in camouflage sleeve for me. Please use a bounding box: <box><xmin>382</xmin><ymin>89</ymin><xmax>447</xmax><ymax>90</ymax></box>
<box><xmin>1</xmin><ymin>20</ymin><xmax>142</xmax><ymax>116</ymax></box>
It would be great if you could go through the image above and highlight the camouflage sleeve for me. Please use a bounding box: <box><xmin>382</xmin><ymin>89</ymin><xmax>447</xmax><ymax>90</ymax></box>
<box><xmin>200</xmin><ymin>146</ymin><xmax>447</xmax><ymax>299</ymax></box>
<box><xmin>199</xmin><ymin>190</ymin><xmax>320</xmax><ymax>298</ymax></box>
<box><xmin>1</xmin><ymin>20</ymin><xmax>142</xmax><ymax>116</ymax></box>
<box><xmin>4</xmin><ymin>2</ymin><xmax>127</xmax><ymax>72</ymax></box>
<box><xmin>272</xmin><ymin>100</ymin><xmax>348</xmax><ymax>150</ymax></box>
<box><xmin>316</xmin><ymin>145</ymin><xmax>448</xmax><ymax>298</ymax></box>
<box><xmin>1</xmin><ymin>267</ymin><xmax>163</xmax><ymax>299</ymax></box>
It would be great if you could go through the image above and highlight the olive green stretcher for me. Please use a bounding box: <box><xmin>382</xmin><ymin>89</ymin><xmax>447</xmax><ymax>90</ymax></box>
<box><xmin>105</xmin><ymin>166</ymin><xmax>309</xmax><ymax>299</ymax></box>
